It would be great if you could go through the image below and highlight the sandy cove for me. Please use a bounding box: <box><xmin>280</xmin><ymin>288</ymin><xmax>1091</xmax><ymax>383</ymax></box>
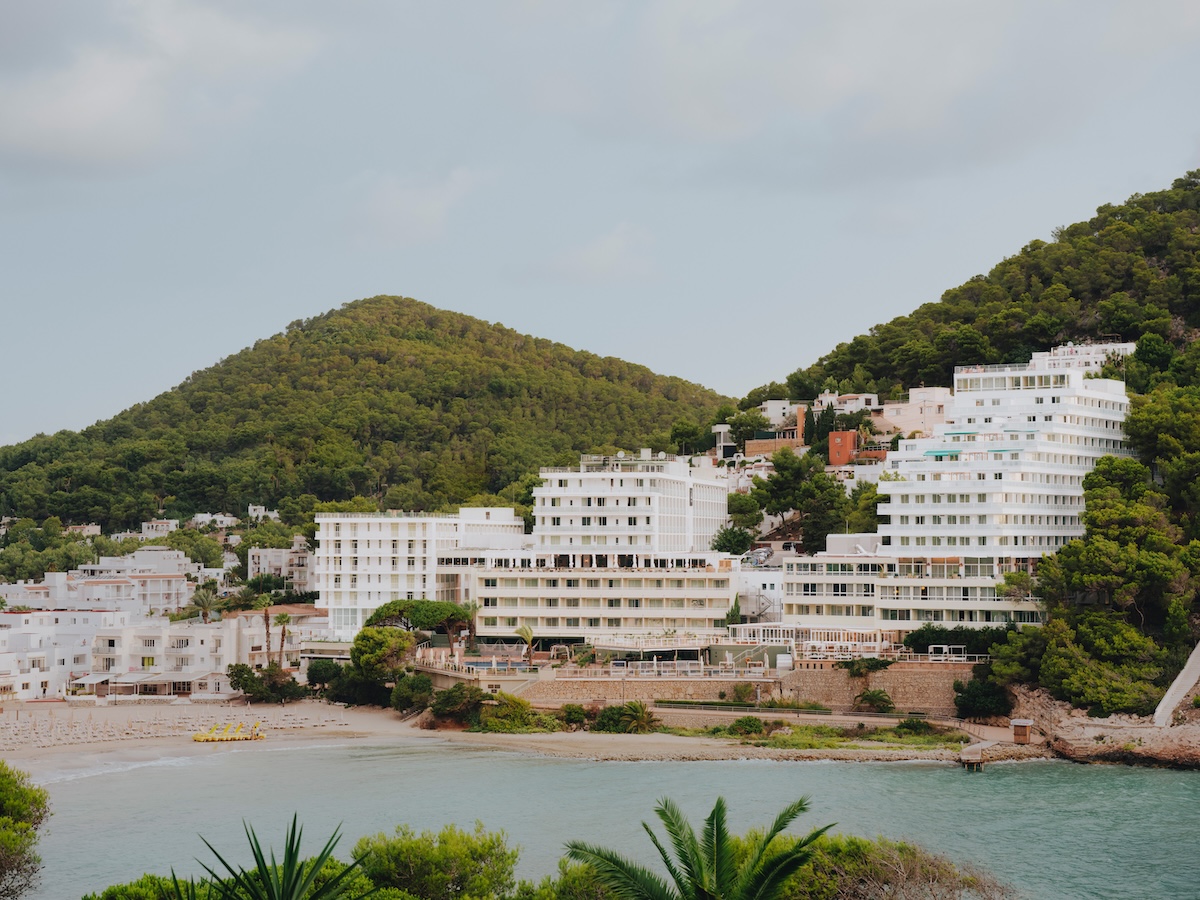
<box><xmin>0</xmin><ymin>700</ymin><xmax>1049</xmax><ymax>781</ymax></box>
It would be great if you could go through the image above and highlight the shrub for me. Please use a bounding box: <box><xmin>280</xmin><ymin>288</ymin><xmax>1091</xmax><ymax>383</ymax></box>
<box><xmin>391</xmin><ymin>672</ymin><xmax>434</xmax><ymax>712</ymax></box>
<box><xmin>478</xmin><ymin>692</ymin><xmax>537</xmax><ymax>732</ymax></box>
<box><xmin>729</xmin><ymin>716</ymin><xmax>765</xmax><ymax>736</ymax></box>
<box><xmin>731</xmin><ymin>683</ymin><xmax>755</xmax><ymax>703</ymax></box>
<box><xmin>953</xmin><ymin>675</ymin><xmax>1012</xmax><ymax>719</ymax></box>
<box><xmin>835</xmin><ymin>658</ymin><xmax>894</xmax><ymax>678</ymax></box>
<box><xmin>592</xmin><ymin>706</ymin><xmax>626</xmax><ymax>733</ymax></box>
<box><xmin>430</xmin><ymin>683</ymin><xmax>487</xmax><ymax>725</ymax></box>
<box><xmin>895</xmin><ymin>717</ymin><xmax>934</xmax><ymax>735</ymax></box>
<box><xmin>560</xmin><ymin>703</ymin><xmax>587</xmax><ymax>725</ymax></box>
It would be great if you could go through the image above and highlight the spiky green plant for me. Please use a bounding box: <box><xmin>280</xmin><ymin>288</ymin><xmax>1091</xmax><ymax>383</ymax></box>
<box><xmin>190</xmin><ymin>814</ymin><xmax>374</xmax><ymax>900</ymax></box>
<box><xmin>565</xmin><ymin>796</ymin><xmax>831</xmax><ymax>900</ymax></box>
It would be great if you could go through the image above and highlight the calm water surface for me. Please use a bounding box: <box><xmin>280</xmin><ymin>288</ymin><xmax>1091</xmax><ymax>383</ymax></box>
<box><xmin>29</xmin><ymin>736</ymin><xmax>1200</xmax><ymax>900</ymax></box>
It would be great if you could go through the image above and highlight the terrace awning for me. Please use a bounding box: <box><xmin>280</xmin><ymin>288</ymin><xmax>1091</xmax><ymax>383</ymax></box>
<box><xmin>71</xmin><ymin>673</ymin><xmax>112</xmax><ymax>685</ymax></box>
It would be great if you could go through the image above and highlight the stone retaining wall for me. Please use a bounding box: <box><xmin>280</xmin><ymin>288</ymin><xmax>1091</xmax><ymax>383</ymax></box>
<box><xmin>778</xmin><ymin>663</ymin><xmax>974</xmax><ymax>717</ymax></box>
<box><xmin>520</xmin><ymin>678</ymin><xmax>767</xmax><ymax>705</ymax></box>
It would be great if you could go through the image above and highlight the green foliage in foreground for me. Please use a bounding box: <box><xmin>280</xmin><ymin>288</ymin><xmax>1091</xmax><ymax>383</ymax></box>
<box><xmin>566</xmin><ymin>796</ymin><xmax>831</xmax><ymax>900</ymax></box>
<box><xmin>0</xmin><ymin>762</ymin><xmax>51</xmax><ymax>900</ymax></box>
<box><xmin>84</xmin><ymin>802</ymin><xmax>1015</xmax><ymax>900</ymax></box>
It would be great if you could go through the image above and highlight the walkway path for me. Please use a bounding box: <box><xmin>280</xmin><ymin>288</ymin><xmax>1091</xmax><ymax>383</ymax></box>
<box><xmin>1154</xmin><ymin>640</ymin><xmax>1200</xmax><ymax>726</ymax></box>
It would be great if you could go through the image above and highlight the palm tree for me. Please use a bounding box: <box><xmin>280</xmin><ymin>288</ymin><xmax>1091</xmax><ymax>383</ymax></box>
<box><xmin>192</xmin><ymin>587</ymin><xmax>217</xmax><ymax>624</ymax></box>
<box><xmin>853</xmin><ymin>688</ymin><xmax>895</xmax><ymax>714</ymax></box>
<box><xmin>619</xmin><ymin>700</ymin><xmax>659</xmax><ymax>734</ymax></box>
<box><xmin>566</xmin><ymin>796</ymin><xmax>831</xmax><ymax>900</ymax></box>
<box><xmin>514</xmin><ymin>624</ymin><xmax>535</xmax><ymax>661</ymax></box>
<box><xmin>274</xmin><ymin>613</ymin><xmax>292</xmax><ymax>668</ymax></box>
<box><xmin>256</xmin><ymin>597</ymin><xmax>273</xmax><ymax>664</ymax></box>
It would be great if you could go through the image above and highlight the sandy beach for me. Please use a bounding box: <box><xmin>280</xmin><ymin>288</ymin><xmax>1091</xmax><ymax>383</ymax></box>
<box><xmin>0</xmin><ymin>700</ymin><xmax>1048</xmax><ymax>780</ymax></box>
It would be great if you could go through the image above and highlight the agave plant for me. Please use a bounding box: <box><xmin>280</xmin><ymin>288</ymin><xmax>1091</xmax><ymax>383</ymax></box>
<box><xmin>566</xmin><ymin>796</ymin><xmax>831</xmax><ymax>900</ymax></box>
<box><xmin>167</xmin><ymin>814</ymin><xmax>374</xmax><ymax>900</ymax></box>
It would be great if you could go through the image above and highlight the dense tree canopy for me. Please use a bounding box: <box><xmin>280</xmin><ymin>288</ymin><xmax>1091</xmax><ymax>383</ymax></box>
<box><xmin>0</xmin><ymin>297</ymin><xmax>728</xmax><ymax>532</ymax></box>
<box><xmin>746</xmin><ymin>171</ymin><xmax>1200</xmax><ymax>403</ymax></box>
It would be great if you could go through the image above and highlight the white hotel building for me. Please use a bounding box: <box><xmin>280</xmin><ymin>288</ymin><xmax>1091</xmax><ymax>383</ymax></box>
<box><xmin>470</xmin><ymin>452</ymin><xmax>734</xmax><ymax>645</ymax></box>
<box><xmin>313</xmin><ymin>508</ymin><xmax>526</xmax><ymax>640</ymax></box>
<box><xmin>314</xmin><ymin>452</ymin><xmax>737</xmax><ymax>644</ymax></box>
<box><xmin>753</xmin><ymin>342</ymin><xmax>1136</xmax><ymax>651</ymax></box>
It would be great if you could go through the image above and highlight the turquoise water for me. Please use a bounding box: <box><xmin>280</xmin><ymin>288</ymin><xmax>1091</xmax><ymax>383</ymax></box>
<box><xmin>30</xmin><ymin>737</ymin><xmax>1200</xmax><ymax>900</ymax></box>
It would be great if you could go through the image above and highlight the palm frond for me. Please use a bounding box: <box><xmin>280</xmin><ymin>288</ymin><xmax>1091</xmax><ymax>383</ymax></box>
<box><xmin>739</xmin><ymin>824</ymin><xmax>833</xmax><ymax>900</ymax></box>
<box><xmin>654</xmin><ymin>797</ymin><xmax>706</xmax><ymax>898</ymax></box>
<box><xmin>566</xmin><ymin>840</ymin><xmax>679</xmax><ymax>900</ymax></box>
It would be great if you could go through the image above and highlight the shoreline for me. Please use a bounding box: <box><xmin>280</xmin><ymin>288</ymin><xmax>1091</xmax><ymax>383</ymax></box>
<box><xmin>1</xmin><ymin>700</ymin><xmax>1053</xmax><ymax>781</ymax></box>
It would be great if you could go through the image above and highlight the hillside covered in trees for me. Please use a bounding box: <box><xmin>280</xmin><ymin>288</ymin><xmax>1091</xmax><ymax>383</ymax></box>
<box><xmin>765</xmin><ymin>171</ymin><xmax>1200</xmax><ymax>403</ymax></box>
<box><xmin>0</xmin><ymin>296</ymin><xmax>728</xmax><ymax>530</ymax></box>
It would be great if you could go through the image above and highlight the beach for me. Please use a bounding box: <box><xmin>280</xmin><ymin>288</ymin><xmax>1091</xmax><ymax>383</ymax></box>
<box><xmin>0</xmin><ymin>699</ymin><xmax>1050</xmax><ymax>781</ymax></box>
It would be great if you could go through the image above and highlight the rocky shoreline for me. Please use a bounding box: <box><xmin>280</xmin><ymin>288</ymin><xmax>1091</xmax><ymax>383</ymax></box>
<box><xmin>1011</xmin><ymin>686</ymin><xmax>1200</xmax><ymax>768</ymax></box>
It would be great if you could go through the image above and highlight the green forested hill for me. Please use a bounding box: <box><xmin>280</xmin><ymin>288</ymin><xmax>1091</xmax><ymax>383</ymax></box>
<box><xmin>778</xmin><ymin>171</ymin><xmax>1200</xmax><ymax>400</ymax></box>
<box><xmin>0</xmin><ymin>296</ymin><xmax>728</xmax><ymax>529</ymax></box>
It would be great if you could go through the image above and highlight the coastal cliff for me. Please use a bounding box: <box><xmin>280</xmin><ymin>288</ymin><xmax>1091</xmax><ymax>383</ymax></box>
<box><xmin>1011</xmin><ymin>685</ymin><xmax>1200</xmax><ymax>767</ymax></box>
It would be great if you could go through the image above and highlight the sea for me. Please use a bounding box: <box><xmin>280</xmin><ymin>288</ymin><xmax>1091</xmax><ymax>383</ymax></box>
<box><xmin>28</xmin><ymin>736</ymin><xmax>1200</xmax><ymax>900</ymax></box>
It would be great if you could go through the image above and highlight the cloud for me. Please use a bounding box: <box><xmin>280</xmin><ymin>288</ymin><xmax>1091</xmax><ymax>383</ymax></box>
<box><xmin>543</xmin><ymin>222</ymin><xmax>655</xmax><ymax>283</ymax></box>
<box><xmin>0</xmin><ymin>0</ymin><xmax>319</xmax><ymax>172</ymax></box>
<box><xmin>353</xmin><ymin>168</ymin><xmax>486</xmax><ymax>245</ymax></box>
<box><xmin>520</xmin><ymin>1</ymin><xmax>1200</xmax><ymax>190</ymax></box>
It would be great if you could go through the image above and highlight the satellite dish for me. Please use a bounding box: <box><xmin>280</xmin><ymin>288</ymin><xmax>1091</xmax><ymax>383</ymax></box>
<box><xmin>617</xmin><ymin>451</ymin><xmax>626</xmax><ymax>458</ymax></box>
<box><xmin>658</xmin><ymin>451</ymin><xmax>666</xmax><ymax>459</ymax></box>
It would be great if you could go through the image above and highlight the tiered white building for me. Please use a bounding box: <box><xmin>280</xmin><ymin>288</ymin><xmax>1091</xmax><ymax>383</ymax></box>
<box><xmin>741</xmin><ymin>342</ymin><xmax>1136</xmax><ymax>652</ymax></box>
<box><xmin>315</xmin><ymin>452</ymin><xmax>737</xmax><ymax>645</ymax></box>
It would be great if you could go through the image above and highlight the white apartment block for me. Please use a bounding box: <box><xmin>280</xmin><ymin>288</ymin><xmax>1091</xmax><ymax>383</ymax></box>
<box><xmin>761</xmin><ymin>343</ymin><xmax>1135</xmax><ymax>650</ymax></box>
<box><xmin>0</xmin><ymin>609</ymin><xmax>118</xmax><ymax>700</ymax></box>
<box><xmin>533</xmin><ymin>450</ymin><xmax>727</xmax><ymax>556</ymax></box>
<box><xmin>466</xmin><ymin>552</ymin><xmax>739</xmax><ymax>646</ymax></box>
<box><xmin>247</xmin><ymin>535</ymin><xmax>313</xmax><ymax>593</ymax></box>
<box><xmin>467</xmin><ymin>452</ymin><xmax>735</xmax><ymax>646</ymax></box>
<box><xmin>314</xmin><ymin>508</ymin><xmax>525</xmax><ymax>640</ymax></box>
<box><xmin>0</xmin><ymin>569</ymin><xmax>192</xmax><ymax>617</ymax></box>
<box><xmin>873</xmin><ymin>386</ymin><xmax>952</xmax><ymax>437</ymax></box>
<box><xmin>80</xmin><ymin>604</ymin><xmax>328</xmax><ymax>698</ymax></box>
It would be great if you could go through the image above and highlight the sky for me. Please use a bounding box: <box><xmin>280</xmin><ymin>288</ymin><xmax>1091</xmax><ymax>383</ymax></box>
<box><xmin>3</xmin><ymin>1</ymin><xmax>1200</xmax><ymax>447</ymax></box>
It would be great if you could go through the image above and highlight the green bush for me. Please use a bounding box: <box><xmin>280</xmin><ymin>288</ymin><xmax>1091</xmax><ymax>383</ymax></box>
<box><xmin>953</xmin><ymin>675</ymin><xmax>1012</xmax><ymax>719</ymax></box>
<box><xmin>895</xmin><ymin>717</ymin><xmax>934</xmax><ymax>735</ymax></box>
<box><xmin>834</xmin><ymin>658</ymin><xmax>894</xmax><ymax>678</ymax></box>
<box><xmin>592</xmin><ymin>706</ymin><xmax>626</xmax><ymax>733</ymax></box>
<box><xmin>560</xmin><ymin>704</ymin><xmax>587</xmax><ymax>725</ymax></box>
<box><xmin>729</xmin><ymin>716</ymin><xmax>765</xmax><ymax>736</ymax></box>
<box><xmin>391</xmin><ymin>672</ymin><xmax>434</xmax><ymax>712</ymax></box>
<box><xmin>731</xmin><ymin>683</ymin><xmax>755</xmax><ymax>703</ymax></box>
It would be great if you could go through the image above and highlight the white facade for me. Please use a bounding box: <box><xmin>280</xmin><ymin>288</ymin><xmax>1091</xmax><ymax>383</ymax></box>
<box><xmin>247</xmin><ymin>535</ymin><xmax>312</xmax><ymax>592</ymax></box>
<box><xmin>533</xmin><ymin>450</ymin><xmax>727</xmax><ymax>556</ymax></box>
<box><xmin>873</xmin><ymin>386</ymin><xmax>953</xmax><ymax>437</ymax></box>
<box><xmin>0</xmin><ymin>609</ymin><xmax>122</xmax><ymax>700</ymax></box>
<box><xmin>314</xmin><ymin>508</ymin><xmax>525</xmax><ymax>640</ymax></box>
<box><xmin>467</xmin><ymin>553</ymin><xmax>739</xmax><ymax>645</ymax></box>
<box><xmin>774</xmin><ymin>343</ymin><xmax>1135</xmax><ymax>644</ymax></box>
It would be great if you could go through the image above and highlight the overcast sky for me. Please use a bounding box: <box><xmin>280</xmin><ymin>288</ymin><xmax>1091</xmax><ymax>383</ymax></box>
<box><xmin>3</xmin><ymin>1</ymin><xmax>1200</xmax><ymax>447</ymax></box>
